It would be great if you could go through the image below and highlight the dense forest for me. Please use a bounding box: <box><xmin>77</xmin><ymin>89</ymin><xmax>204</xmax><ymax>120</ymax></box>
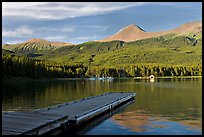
<box><xmin>2</xmin><ymin>51</ymin><xmax>202</xmax><ymax>79</ymax></box>
<box><xmin>2</xmin><ymin>52</ymin><xmax>86</xmax><ymax>79</ymax></box>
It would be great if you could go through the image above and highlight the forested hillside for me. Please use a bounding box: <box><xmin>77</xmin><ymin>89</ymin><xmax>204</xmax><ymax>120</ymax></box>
<box><xmin>36</xmin><ymin>33</ymin><xmax>202</xmax><ymax>67</ymax></box>
<box><xmin>2</xmin><ymin>32</ymin><xmax>202</xmax><ymax>79</ymax></box>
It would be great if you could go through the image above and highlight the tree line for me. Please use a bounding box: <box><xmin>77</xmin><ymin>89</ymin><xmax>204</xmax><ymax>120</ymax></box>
<box><xmin>2</xmin><ymin>53</ymin><xmax>202</xmax><ymax>79</ymax></box>
<box><xmin>2</xmin><ymin>53</ymin><xmax>87</xmax><ymax>79</ymax></box>
<box><xmin>85</xmin><ymin>65</ymin><xmax>202</xmax><ymax>77</ymax></box>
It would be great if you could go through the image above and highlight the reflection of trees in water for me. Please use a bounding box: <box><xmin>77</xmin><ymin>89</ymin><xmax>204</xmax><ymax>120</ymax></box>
<box><xmin>2</xmin><ymin>79</ymin><xmax>115</xmax><ymax>111</ymax></box>
<box><xmin>2</xmin><ymin>81</ymin><xmax>46</xmax><ymax>111</ymax></box>
<box><xmin>126</xmin><ymin>78</ymin><xmax>202</xmax><ymax>118</ymax></box>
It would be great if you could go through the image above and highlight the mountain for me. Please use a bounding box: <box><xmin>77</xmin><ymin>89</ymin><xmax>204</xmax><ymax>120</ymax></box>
<box><xmin>99</xmin><ymin>24</ymin><xmax>146</xmax><ymax>42</ymax></box>
<box><xmin>99</xmin><ymin>21</ymin><xmax>202</xmax><ymax>42</ymax></box>
<box><xmin>2</xmin><ymin>38</ymin><xmax>74</xmax><ymax>53</ymax></box>
<box><xmin>1</xmin><ymin>21</ymin><xmax>202</xmax><ymax>67</ymax></box>
<box><xmin>169</xmin><ymin>21</ymin><xmax>202</xmax><ymax>34</ymax></box>
<box><xmin>25</xmin><ymin>38</ymin><xmax>73</xmax><ymax>47</ymax></box>
<box><xmin>36</xmin><ymin>33</ymin><xmax>202</xmax><ymax>66</ymax></box>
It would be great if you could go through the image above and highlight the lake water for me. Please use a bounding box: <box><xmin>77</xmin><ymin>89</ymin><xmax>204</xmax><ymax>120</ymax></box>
<box><xmin>2</xmin><ymin>78</ymin><xmax>202</xmax><ymax>135</ymax></box>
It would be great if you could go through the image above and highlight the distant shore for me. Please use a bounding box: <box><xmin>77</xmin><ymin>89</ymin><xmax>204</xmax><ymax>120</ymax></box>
<box><xmin>2</xmin><ymin>77</ymin><xmax>63</xmax><ymax>82</ymax></box>
<box><xmin>133</xmin><ymin>76</ymin><xmax>202</xmax><ymax>79</ymax></box>
<box><xmin>2</xmin><ymin>76</ymin><xmax>202</xmax><ymax>82</ymax></box>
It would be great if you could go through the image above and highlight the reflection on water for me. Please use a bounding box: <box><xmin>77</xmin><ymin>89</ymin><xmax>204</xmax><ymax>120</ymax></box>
<box><xmin>2</xmin><ymin>78</ymin><xmax>202</xmax><ymax>135</ymax></box>
<box><xmin>112</xmin><ymin>110</ymin><xmax>149</xmax><ymax>132</ymax></box>
<box><xmin>109</xmin><ymin>109</ymin><xmax>202</xmax><ymax>135</ymax></box>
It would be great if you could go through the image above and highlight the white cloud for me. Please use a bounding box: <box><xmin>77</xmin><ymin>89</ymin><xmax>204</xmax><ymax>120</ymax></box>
<box><xmin>73</xmin><ymin>36</ymin><xmax>93</xmax><ymax>40</ymax></box>
<box><xmin>59</xmin><ymin>27</ymin><xmax>75</xmax><ymax>32</ymax></box>
<box><xmin>40</xmin><ymin>26</ymin><xmax>75</xmax><ymax>32</ymax></box>
<box><xmin>2</xmin><ymin>25</ymin><xmax>75</xmax><ymax>39</ymax></box>
<box><xmin>69</xmin><ymin>35</ymin><xmax>105</xmax><ymax>44</ymax></box>
<box><xmin>2</xmin><ymin>26</ymin><xmax>33</xmax><ymax>37</ymax></box>
<box><xmin>3</xmin><ymin>40</ymin><xmax>24</xmax><ymax>44</ymax></box>
<box><xmin>85</xmin><ymin>25</ymin><xmax>102</xmax><ymax>29</ymax></box>
<box><xmin>45</xmin><ymin>36</ymin><xmax>66</xmax><ymax>41</ymax></box>
<box><xmin>2</xmin><ymin>2</ymin><xmax>146</xmax><ymax>20</ymax></box>
<box><xmin>2</xmin><ymin>2</ymin><xmax>199</xmax><ymax>21</ymax></box>
<box><xmin>2</xmin><ymin>36</ymin><xmax>26</xmax><ymax>44</ymax></box>
<box><xmin>85</xmin><ymin>25</ymin><xmax>110</xmax><ymax>31</ymax></box>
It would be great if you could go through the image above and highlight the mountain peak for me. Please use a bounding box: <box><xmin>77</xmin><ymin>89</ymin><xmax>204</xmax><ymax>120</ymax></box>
<box><xmin>98</xmin><ymin>23</ymin><xmax>146</xmax><ymax>42</ymax></box>
<box><xmin>127</xmin><ymin>24</ymin><xmax>137</xmax><ymax>28</ymax></box>
<box><xmin>26</xmin><ymin>38</ymin><xmax>49</xmax><ymax>43</ymax></box>
<box><xmin>119</xmin><ymin>24</ymin><xmax>145</xmax><ymax>33</ymax></box>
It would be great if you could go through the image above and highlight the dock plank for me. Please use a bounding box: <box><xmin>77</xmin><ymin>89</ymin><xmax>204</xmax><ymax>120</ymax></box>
<box><xmin>2</xmin><ymin>115</ymin><xmax>67</xmax><ymax>129</ymax></box>
<box><xmin>3</xmin><ymin>111</ymin><xmax>64</xmax><ymax>117</ymax></box>
<box><xmin>2</xmin><ymin>120</ymin><xmax>45</xmax><ymax>129</ymax></box>
<box><xmin>2</xmin><ymin>130</ymin><xmax>21</xmax><ymax>135</ymax></box>
<box><xmin>2</xmin><ymin>127</ymin><xmax>27</xmax><ymax>134</ymax></box>
<box><xmin>2</xmin><ymin>125</ymin><xmax>32</xmax><ymax>131</ymax></box>
<box><xmin>3</xmin><ymin>114</ymin><xmax>59</xmax><ymax>121</ymax></box>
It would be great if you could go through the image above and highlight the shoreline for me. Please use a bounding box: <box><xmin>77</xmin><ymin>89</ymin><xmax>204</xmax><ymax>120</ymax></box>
<box><xmin>2</xmin><ymin>76</ymin><xmax>202</xmax><ymax>82</ymax></box>
<box><xmin>133</xmin><ymin>76</ymin><xmax>202</xmax><ymax>79</ymax></box>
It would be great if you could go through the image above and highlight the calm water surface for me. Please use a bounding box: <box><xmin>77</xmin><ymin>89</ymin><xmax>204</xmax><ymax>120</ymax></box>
<box><xmin>2</xmin><ymin>78</ymin><xmax>202</xmax><ymax>135</ymax></box>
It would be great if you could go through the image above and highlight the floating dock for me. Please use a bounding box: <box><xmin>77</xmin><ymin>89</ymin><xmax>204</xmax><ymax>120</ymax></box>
<box><xmin>2</xmin><ymin>92</ymin><xmax>136</xmax><ymax>135</ymax></box>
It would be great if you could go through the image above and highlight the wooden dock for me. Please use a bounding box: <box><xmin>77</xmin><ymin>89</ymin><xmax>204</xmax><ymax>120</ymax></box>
<box><xmin>2</xmin><ymin>92</ymin><xmax>136</xmax><ymax>135</ymax></box>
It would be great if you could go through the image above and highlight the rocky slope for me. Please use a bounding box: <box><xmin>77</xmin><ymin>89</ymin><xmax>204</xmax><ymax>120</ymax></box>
<box><xmin>3</xmin><ymin>38</ymin><xmax>74</xmax><ymax>53</ymax></box>
<box><xmin>99</xmin><ymin>21</ymin><xmax>202</xmax><ymax>42</ymax></box>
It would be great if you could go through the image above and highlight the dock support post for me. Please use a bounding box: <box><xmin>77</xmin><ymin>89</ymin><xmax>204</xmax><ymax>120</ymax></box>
<box><xmin>109</xmin><ymin>105</ymin><xmax>113</xmax><ymax>115</ymax></box>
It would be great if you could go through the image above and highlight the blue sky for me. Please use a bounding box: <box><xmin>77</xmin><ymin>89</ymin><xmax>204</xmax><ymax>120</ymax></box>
<box><xmin>2</xmin><ymin>2</ymin><xmax>202</xmax><ymax>44</ymax></box>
